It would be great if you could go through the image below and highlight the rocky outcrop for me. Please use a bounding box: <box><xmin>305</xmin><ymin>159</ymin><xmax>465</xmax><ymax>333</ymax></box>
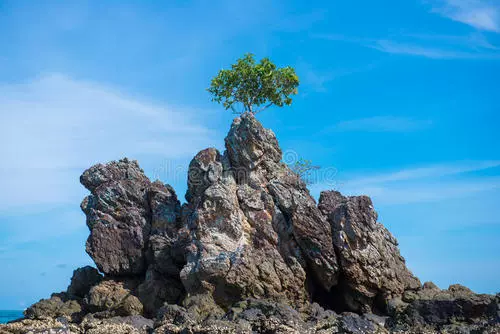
<box><xmin>179</xmin><ymin>115</ymin><xmax>340</xmax><ymax>316</ymax></box>
<box><xmin>318</xmin><ymin>191</ymin><xmax>421</xmax><ymax>313</ymax></box>
<box><xmin>80</xmin><ymin>159</ymin><xmax>153</xmax><ymax>276</ymax></box>
<box><xmin>23</xmin><ymin>293</ymin><xmax>83</xmax><ymax>322</ymax></box>
<box><xmin>2</xmin><ymin>112</ymin><xmax>498</xmax><ymax>334</ymax></box>
<box><xmin>84</xmin><ymin>279</ymin><xmax>143</xmax><ymax>317</ymax></box>
<box><xmin>388</xmin><ymin>283</ymin><xmax>499</xmax><ymax>332</ymax></box>
<box><xmin>67</xmin><ymin>266</ymin><xmax>103</xmax><ymax>298</ymax></box>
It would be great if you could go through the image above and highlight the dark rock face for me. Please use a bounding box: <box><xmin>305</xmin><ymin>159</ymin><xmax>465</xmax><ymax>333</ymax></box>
<box><xmin>319</xmin><ymin>191</ymin><xmax>421</xmax><ymax>313</ymax></box>
<box><xmin>24</xmin><ymin>292</ymin><xmax>83</xmax><ymax>322</ymax></box>
<box><xmin>80</xmin><ymin>159</ymin><xmax>153</xmax><ymax>276</ymax></box>
<box><xmin>4</xmin><ymin>113</ymin><xmax>499</xmax><ymax>334</ymax></box>
<box><xmin>67</xmin><ymin>266</ymin><xmax>103</xmax><ymax>298</ymax></box>
<box><xmin>388</xmin><ymin>283</ymin><xmax>499</xmax><ymax>331</ymax></box>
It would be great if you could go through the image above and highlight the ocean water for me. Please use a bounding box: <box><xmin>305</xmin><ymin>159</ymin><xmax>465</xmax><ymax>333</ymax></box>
<box><xmin>0</xmin><ymin>310</ymin><xmax>23</xmax><ymax>324</ymax></box>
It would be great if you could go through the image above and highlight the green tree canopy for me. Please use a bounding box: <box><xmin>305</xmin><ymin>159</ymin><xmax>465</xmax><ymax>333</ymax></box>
<box><xmin>207</xmin><ymin>53</ymin><xmax>299</xmax><ymax>114</ymax></box>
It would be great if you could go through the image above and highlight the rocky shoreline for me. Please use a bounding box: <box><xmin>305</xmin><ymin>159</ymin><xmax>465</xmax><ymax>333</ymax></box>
<box><xmin>2</xmin><ymin>113</ymin><xmax>498</xmax><ymax>333</ymax></box>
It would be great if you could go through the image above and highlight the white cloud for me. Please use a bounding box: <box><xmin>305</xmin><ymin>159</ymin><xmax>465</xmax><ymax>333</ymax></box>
<box><xmin>373</xmin><ymin>40</ymin><xmax>472</xmax><ymax>59</ymax></box>
<box><xmin>0</xmin><ymin>74</ymin><xmax>216</xmax><ymax>211</ymax></box>
<box><xmin>314</xmin><ymin>30</ymin><xmax>500</xmax><ymax>59</ymax></box>
<box><xmin>330</xmin><ymin>116</ymin><xmax>433</xmax><ymax>133</ymax></box>
<box><xmin>430</xmin><ymin>0</ymin><xmax>500</xmax><ymax>32</ymax></box>
<box><xmin>347</xmin><ymin>160</ymin><xmax>500</xmax><ymax>185</ymax></box>
<box><xmin>310</xmin><ymin>161</ymin><xmax>500</xmax><ymax>205</ymax></box>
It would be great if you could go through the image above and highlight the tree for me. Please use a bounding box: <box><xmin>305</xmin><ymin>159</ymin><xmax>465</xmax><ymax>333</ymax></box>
<box><xmin>290</xmin><ymin>158</ymin><xmax>320</xmax><ymax>185</ymax></box>
<box><xmin>207</xmin><ymin>53</ymin><xmax>299</xmax><ymax>114</ymax></box>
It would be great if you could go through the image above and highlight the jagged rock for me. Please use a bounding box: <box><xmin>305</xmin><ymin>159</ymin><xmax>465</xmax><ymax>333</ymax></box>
<box><xmin>318</xmin><ymin>191</ymin><xmax>420</xmax><ymax>313</ymax></box>
<box><xmin>228</xmin><ymin>114</ymin><xmax>339</xmax><ymax>290</ymax></box>
<box><xmin>67</xmin><ymin>266</ymin><xmax>103</xmax><ymax>298</ymax></box>
<box><xmin>180</xmin><ymin>114</ymin><xmax>338</xmax><ymax>313</ymax></box>
<box><xmin>149</xmin><ymin>181</ymin><xmax>181</xmax><ymax>232</ymax></box>
<box><xmin>181</xmin><ymin>146</ymin><xmax>307</xmax><ymax>312</ymax></box>
<box><xmin>388</xmin><ymin>283</ymin><xmax>499</xmax><ymax>331</ymax></box>
<box><xmin>24</xmin><ymin>292</ymin><xmax>83</xmax><ymax>322</ymax></box>
<box><xmin>84</xmin><ymin>280</ymin><xmax>143</xmax><ymax>317</ymax></box>
<box><xmin>152</xmin><ymin>299</ymin><xmax>389</xmax><ymax>334</ymax></box>
<box><xmin>137</xmin><ymin>267</ymin><xmax>185</xmax><ymax>317</ymax></box>
<box><xmin>4</xmin><ymin>113</ymin><xmax>499</xmax><ymax>334</ymax></box>
<box><xmin>80</xmin><ymin>159</ymin><xmax>152</xmax><ymax>276</ymax></box>
<box><xmin>155</xmin><ymin>304</ymin><xmax>195</xmax><ymax>327</ymax></box>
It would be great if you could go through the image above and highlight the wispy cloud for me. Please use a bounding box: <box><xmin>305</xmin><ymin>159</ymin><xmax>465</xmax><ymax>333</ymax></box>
<box><xmin>429</xmin><ymin>0</ymin><xmax>500</xmax><ymax>32</ymax></box>
<box><xmin>346</xmin><ymin>160</ymin><xmax>500</xmax><ymax>186</ymax></box>
<box><xmin>310</xmin><ymin>161</ymin><xmax>500</xmax><ymax>205</ymax></box>
<box><xmin>314</xmin><ymin>29</ymin><xmax>500</xmax><ymax>59</ymax></box>
<box><xmin>373</xmin><ymin>40</ymin><xmax>477</xmax><ymax>59</ymax></box>
<box><xmin>0</xmin><ymin>74</ymin><xmax>216</xmax><ymax>211</ymax></box>
<box><xmin>328</xmin><ymin>116</ymin><xmax>433</xmax><ymax>133</ymax></box>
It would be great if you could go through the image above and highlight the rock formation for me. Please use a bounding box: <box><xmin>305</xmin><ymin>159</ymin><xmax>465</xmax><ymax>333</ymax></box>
<box><xmin>1</xmin><ymin>113</ymin><xmax>498</xmax><ymax>334</ymax></box>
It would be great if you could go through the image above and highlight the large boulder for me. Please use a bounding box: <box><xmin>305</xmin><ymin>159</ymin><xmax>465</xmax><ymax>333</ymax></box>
<box><xmin>80</xmin><ymin>158</ymin><xmax>185</xmax><ymax>287</ymax></box>
<box><xmin>80</xmin><ymin>159</ymin><xmax>153</xmax><ymax>276</ymax></box>
<box><xmin>137</xmin><ymin>267</ymin><xmax>185</xmax><ymax>317</ymax></box>
<box><xmin>24</xmin><ymin>292</ymin><xmax>83</xmax><ymax>322</ymax></box>
<box><xmin>318</xmin><ymin>191</ymin><xmax>420</xmax><ymax>313</ymax></box>
<box><xmin>84</xmin><ymin>279</ymin><xmax>144</xmax><ymax>317</ymax></box>
<box><xmin>388</xmin><ymin>283</ymin><xmax>499</xmax><ymax>331</ymax></box>
<box><xmin>67</xmin><ymin>266</ymin><xmax>103</xmax><ymax>298</ymax></box>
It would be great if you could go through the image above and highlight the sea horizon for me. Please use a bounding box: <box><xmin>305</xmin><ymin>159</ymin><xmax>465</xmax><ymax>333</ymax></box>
<box><xmin>0</xmin><ymin>310</ymin><xmax>24</xmax><ymax>324</ymax></box>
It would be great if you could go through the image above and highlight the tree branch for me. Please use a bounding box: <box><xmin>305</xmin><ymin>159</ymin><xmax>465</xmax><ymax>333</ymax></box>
<box><xmin>255</xmin><ymin>102</ymin><xmax>274</xmax><ymax>114</ymax></box>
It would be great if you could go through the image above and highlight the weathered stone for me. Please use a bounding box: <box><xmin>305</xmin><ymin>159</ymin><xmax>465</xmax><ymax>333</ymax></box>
<box><xmin>24</xmin><ymin>293</ymin><xmax>82</xmax><ymax>322</ymax></box>
<box><xmin>81</xmin><ymin>315</ymin><xmax>153</xmax><ymax>334</ymax></box>
<box><xmin>84</xmin><ymin>280</ymin><xmax>143</xmax><ymax>317</ymax></box>
<box><xmin>80</xmin><ymin>159</ymin><xmax>152</xmax><ymax>276</ymax></box>
<box><xmin>137</xmin><ymin>267</ymin><xmax>184</xmax><ymax>317</ymax></box>
<box><xmin>5</xmin><ymin>113</ymin><xmax>499</xmax><ymax>334</ymax></box>
<box><xmin>67</xmin><ymin>266</ymin><xmax>102</xmax><ymax>298</ymax></box>
<box><xmin>148</xmin><ymin>180</ymin><xmax>181</xmax><ymax>233</ymax></box>
<box><xmin>180</xmin><ymin>115</ymin><xmax>330</xmax><ymax>313</ymax></box>
<box><xmin>318</xmin><ymin>190</ymin><xmax>420</xmax><ymax>313</ymax></box>
<box><xmin>268</xmin><ymin>172</ymin><xmax>339</xmax><ymax>291</ymax></box>
<box><xmin>389</xmin><ymin>284</ymin><xmax>499</xmax><ymax>330</ymax></box>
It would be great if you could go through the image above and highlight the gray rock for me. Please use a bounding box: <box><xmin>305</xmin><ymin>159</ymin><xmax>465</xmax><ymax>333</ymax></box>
<box><xmin>84</xmin><ymin>279</ymin><xmax>143</xmax><ymax>317</ymax></box>
<box><xmin>318</xmin><ymin>190</ymin><xmax>420</xmax><ymax>313</ymax></box>
<box><xmin>80</xmin><ymin>158</ymin><xmax>152</xmax><ymax>276</ymax></box>
<box><xmin>24</xmin><ymin>293</ymin><xmax>83</xmax><ymax>322</ymax></box>
<box><xmin>6</xmin><ymin>113</ymin><xmax>499</xmax><ymax>334</ymax></box>
<box><xmin>389</xmin><ymin>283</ymin><xmax>499</xmax><ymax>330</ymax></box>
<box><xmin>179</xmin><ymin>114</ymin><xmax>339</xmax><ymax>313</ymax></box>
<box><xmin>137</xmin><ymin>267</ymin><xmax>184</xmax><ymax>317</ymax></box>
<box><xmin>67</xmin><ymin>266</ymin><xmax>102</xmax><ymax>298</ymax></box>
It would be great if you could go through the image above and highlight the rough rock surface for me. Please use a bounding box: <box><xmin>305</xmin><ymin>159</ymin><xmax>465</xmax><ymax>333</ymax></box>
<box><xmin>67</xmin><ymin>266</ymin><xmax>103</xmax><ymax>298</ymax></box>
<box><xmin>80</xmin><ymin>159</ymin><xmax>153</xmax><ymax>276</ymax></box>
<box><xmin>2</xmin><ymin>113</ymin><xmax>498</xmax><ymax>334</ymax></box>
<box><xmin>388</xmin><ymin>283</ymin><xmax>499</xmax><ymax>332</ymax></box>
<box><xmin>84</xmin><ymin>279</ymin><xmax>143</xmax><ymax>317</ymax></box>
<box><xmin>318</xmin><ymin>191</ymin><xmax>421</xmax><ymax>313</ymax></box>
<box><xmin>24</xmin><ymin>292</ymin><xmax>83</xmax><ymax>322</ymax></box>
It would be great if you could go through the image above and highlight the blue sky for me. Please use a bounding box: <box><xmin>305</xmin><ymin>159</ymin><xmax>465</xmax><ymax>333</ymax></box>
<box><xmin>0</xmin><ymin>0</ymin><xmax>499</xmax><ymax>309</ymax></box>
